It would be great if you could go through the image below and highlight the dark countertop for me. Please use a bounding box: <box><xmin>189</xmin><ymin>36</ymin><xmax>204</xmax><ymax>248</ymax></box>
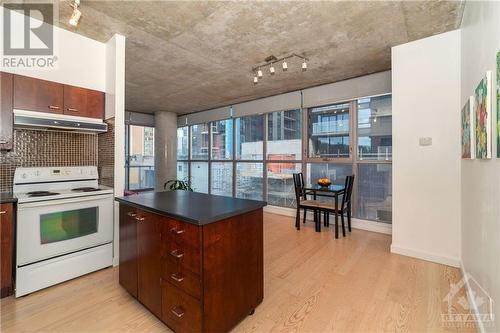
<box><xmin>115</xmin><ymin>191</ymin><xmax>267</xmax><ymax>225</ymax></box>
<box><xmin>0</xmin><ymin>192</ymin><xmax>17</xmax><ymax>204</ymax></box>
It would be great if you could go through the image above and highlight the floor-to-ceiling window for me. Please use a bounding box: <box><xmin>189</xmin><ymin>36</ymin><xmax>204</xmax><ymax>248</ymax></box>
<box><xmin>355</xmin><ymin>95</ymin><xmax>392</xmax><ymax>222</ymax></box>
<box><xmin>176</xmin><ymin>94</ymin><xmax>392</xmax><ymax>224</ymax></box>
<box><xmin>125</xmin><ymin>125</ymin><xmax>155</xmax><ymax>191</ymax></box>
<box><xmin>267</xmin><ymin>109</ymin><xmax>302</xmax><ymax>208</ymax></box>
<box><xmin>235</xmin><ymin>115</ymin><xmax>264</xmax><ymax>200</ymax></box>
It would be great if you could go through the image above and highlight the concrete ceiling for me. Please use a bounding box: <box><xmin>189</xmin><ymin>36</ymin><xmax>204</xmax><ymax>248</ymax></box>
<box><xmin>55</xmin><ymin>0</ymin><xmax>464</xmax><ymax>114</ymax></box>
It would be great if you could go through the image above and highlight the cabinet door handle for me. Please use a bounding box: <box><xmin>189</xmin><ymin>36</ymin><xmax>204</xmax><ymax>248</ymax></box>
<box><xmin>135</xmin><ymin>216</ymin><xmax>145</xmax><ymax>222</ymax></box>
<box><xmin>127</xmin><ymin>212</ymin><xmax>137</xmax><ymax>217</ymax></box>
<box><xmin>0</xmin><ymin>211</ymin><xmax>6</xmax><ymax>214</ymax></box>
<box><xmin>170</xmin><ymin>249</ymin><xmax>184</xmax><ymax>258</ymax></box>
<box><xmin>67</xmin><ymin>108</ymin><xmax>78</xmax><ymax>112</ymax></box>
<box><xmin>170</xmin><ymin>273</ymin><xmax>184</xmax><ymax>282</ymax></box>
<box><xmin>170</xmin><ymin>228</ymin><xmax>184</xmax><ymax>235</ymax></box>
<box><xmin>48</xmin><ymin>105</ymin><xmax>60</xmax><ymax>110</ymax></box>
<box><xmin>171</xmin><ymin>306</ymin><xmax>185</xmax><ymax>318</ymax></box>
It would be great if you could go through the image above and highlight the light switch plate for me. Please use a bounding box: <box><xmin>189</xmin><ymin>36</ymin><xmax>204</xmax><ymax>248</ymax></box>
<box><xmin>419</xmin><ymin>137</ymin><xmax>432</xmax><ymax>146</ymax></box>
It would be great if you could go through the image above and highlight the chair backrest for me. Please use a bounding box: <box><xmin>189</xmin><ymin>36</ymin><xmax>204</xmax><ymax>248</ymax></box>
<box><xmin>292</xmin><ymin>173</ymin><xmax>306</xmax><ymax>202</ymax></box>
<box><xmin>341</xmin><ymin>175</ymin><xmax>355</xmax><ymax>210</ymax></box>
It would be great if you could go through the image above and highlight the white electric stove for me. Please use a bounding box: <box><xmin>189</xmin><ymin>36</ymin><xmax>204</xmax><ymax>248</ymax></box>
<box><xmin>13</xmin><ymin>166</ymin><xmax>114</xmax><ymax>297</ymax></box>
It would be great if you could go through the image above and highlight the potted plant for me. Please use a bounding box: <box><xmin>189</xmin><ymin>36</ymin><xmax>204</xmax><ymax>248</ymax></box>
<box><xmin>164</xmin><ymin>179</ymin><xmax>193</xmax><ymax>192</ymax></box>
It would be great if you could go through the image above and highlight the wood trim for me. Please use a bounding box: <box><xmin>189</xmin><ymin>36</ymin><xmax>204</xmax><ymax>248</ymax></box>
<box><xmin>0</xmin><ymin>203</ymin><xmax>14</xmax><ymax>298</ymax></box>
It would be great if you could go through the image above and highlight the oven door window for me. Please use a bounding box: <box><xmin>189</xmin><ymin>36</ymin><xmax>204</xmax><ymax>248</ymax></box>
<box><xmin>40</xmin><ymin>207</ymin><xmax>99</xmax><ymax>244</ymax></box>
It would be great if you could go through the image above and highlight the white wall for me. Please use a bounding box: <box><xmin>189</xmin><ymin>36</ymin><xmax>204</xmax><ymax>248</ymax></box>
<box><xmin>460</xmin><ymin>1</ymin><xmax>500</xmax><ymax>331</ymax></box>
<box><xmin>0</xmin><ymin>7</ymin><xmax>106</xmax><ymax>91</ymax></box>
<box><xmin>391</xmin><ymin>30</ymin><xmax>461</xmax><ymax>267</ymax></box>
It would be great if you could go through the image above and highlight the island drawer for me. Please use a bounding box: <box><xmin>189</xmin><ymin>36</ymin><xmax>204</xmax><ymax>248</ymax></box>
<box><xmin>162</xmin><ymin>279</ymin><xmax>202</xmax><ymax>333</ymax></box>
<box><xmin>162</xmin><ymin>256</ymin><xmax>201</xmax><ymax>300</ymax></box>
<box><xmin>162</xmin><ymin>218</ymin><xmax>201</xmax><ymax>249</ymax></box>
<box><xmin>162</xmin><ymin>242</ymin><xmax>201</xmax><ymax>276</ymax></box>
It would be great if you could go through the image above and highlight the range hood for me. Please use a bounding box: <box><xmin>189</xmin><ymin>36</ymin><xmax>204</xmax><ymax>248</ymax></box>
<box><xmin>14</xmin><ymin>110</ymin><xmax>107</xmax><ymax>133</ymax></box>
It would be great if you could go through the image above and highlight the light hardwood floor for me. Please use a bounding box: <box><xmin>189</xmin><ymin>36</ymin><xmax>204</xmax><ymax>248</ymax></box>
<box><xmin>1</xmin><ymin>213</ymin><xmax>474</xmax><ymax>333</ymax></box>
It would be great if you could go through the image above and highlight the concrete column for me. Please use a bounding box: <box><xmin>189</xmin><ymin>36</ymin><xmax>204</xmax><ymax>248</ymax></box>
<box><xmin>154</xmin><ymin>111</ymin><xmax>177</xmax><ymax>191</ymax></box>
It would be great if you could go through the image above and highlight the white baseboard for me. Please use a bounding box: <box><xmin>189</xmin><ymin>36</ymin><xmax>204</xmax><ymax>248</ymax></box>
<box><xmin>264</xmin><ymin>205</ymin><xmax>392</xmax><ymax>235</ymax></box>
<box><xmin>390</xmin><ymin>244</ymin><xmax>460</xmax><ymax>267</ymax></box>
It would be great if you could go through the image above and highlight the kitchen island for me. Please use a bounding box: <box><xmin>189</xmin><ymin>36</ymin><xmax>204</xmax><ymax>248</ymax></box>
<box><xmin>115</xmin><ymin>191</ymin><xmax>266</xmax><ymax>333</ymax></box>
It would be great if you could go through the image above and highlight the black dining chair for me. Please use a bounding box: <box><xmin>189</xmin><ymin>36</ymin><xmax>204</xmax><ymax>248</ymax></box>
<box><xmin>292</xmin><ymin>173</ymin><xmax>320</xmax><ymax>231</ymax></box>
<box><xmin>317</xmin><ymin>175</ymin><xmax>355</xmax><ymax>237</ymax></box>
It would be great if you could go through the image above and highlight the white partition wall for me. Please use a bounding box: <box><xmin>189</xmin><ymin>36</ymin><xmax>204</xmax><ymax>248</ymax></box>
<box><xmin>391</xmin><ymin>30</ymin><xmax>461</xmax><ymax>266</ymax></box>
<box><xmin>105</xmin><ymin>34</ymin><xmax>126</xmax><ymax>266</ymax></box>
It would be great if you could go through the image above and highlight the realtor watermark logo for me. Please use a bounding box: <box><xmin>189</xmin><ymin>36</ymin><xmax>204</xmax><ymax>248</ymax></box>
<box><xmin>442</xmin><ymin>273</ymin><xmax>494</xmax><ymax>329</ymax></box>
<box><xmin>2</xmin><ymin>2</ymin><xmax>58</xmax><ymax>69</ymax></box>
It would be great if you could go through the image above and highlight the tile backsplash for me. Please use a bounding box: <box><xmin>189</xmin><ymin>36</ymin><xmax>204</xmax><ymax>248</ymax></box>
<box><xmin>0</xmin><ymin>129</ymin><xmax>98</xmax><ymax>191</ymax></box>
<box><xmin>98</xmin><ymin>118</ymin><xmax>115</xmax><ymax>188</ymax></box>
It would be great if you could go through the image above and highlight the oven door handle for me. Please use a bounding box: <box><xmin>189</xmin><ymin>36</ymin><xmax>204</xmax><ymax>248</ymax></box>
<box><xmin>18</xmin><ymin>194</ymin><xmax>113</xmax><ymax>208</ymax></box>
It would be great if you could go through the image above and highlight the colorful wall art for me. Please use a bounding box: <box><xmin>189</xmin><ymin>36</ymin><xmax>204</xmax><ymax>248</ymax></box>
<box><xmin>461</xmin><ymin>97</ymin><xmax>474</xmax><ymax>159</ymax></box>
<box><xmin>474</xmin><ymin>71</ymin><xmax>492</xmax><ymax>159</ymax></box>
<box><xmin>497</xmin><ymin>51</ymin><xmax>500</xmax><ymax>158</ymax></box>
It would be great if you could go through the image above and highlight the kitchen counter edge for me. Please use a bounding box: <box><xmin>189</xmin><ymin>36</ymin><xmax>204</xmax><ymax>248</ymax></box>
<box><xmin>0</xmin><ymin>193</ymin><xmax>17</xmax><ymax>204</ymax></box>
<box><xmin>115</xmin><ymin>193</ymin><xmax>266</xmax><ymax>226</ymax></box>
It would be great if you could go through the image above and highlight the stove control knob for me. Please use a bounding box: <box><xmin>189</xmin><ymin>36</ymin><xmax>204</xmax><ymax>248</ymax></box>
<box><xmin>21</xmin><ymin>173</ymin><xmax>27</xmax><ymax>179</ymax></box>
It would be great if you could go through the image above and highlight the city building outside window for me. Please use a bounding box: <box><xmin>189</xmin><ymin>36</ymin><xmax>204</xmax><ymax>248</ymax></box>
<box><xmin>126</xmin><ymin>125</ymin><xmax>155</xmax><ymax>191</ymax></box>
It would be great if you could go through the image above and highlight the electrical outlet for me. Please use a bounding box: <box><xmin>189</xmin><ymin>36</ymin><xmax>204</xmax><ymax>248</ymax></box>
<box><xmin>419</xmin><ymin>137</ymin><xmax>432</xmax><ymax>146</ymax></box>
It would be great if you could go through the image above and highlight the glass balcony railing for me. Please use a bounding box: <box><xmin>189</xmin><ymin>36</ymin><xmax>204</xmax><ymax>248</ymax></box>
<box><xmin>127</xmin><ymin>166</ymin><xmax>155</xmax><ymax>191</ymax></box>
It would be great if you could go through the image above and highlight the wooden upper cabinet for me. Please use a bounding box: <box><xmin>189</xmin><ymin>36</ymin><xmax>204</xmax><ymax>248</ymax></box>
<box><xmin>11</xmin><ymin>75</ymin><xmax>104</xmax><ymax>119</ymax></box>
<box><xmin>86</xmin><ymin>89</ymin><xmax>104</xmax><ymax>119</ymax></box>
<box><xmin>0</xmin><ymin>72</ymin><xmax>13</xmax><ymax>150</ymax></box>
<box><xmin>63</xmin><ymin>85</ymin><xmax>104</xmax><ymax>119</ymax></box>
<box><xmin>13</xmin><ymin>75</ymin><xmax>63</xmax><ymax>114</ymax></box>
<box><xmin>63</xmin><ymin>85</ymin><xmax>87</xmax><ymax>117</ymax></box>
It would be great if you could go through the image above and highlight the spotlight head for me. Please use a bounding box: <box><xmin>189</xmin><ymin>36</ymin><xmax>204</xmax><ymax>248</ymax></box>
<box><xmin>282</xmin><ymin>61</ymin><xmax>288</xmax><ymax>71</ymax></box>
<box><xmin>69</xmin><ymin>7</ymin><xmax>81</xmax><ymax>26</ymax></box>
<box><xmin>257</xmin><ymin>69</ymin><xmax>263</xmax><ymax>78</ymax></box>
<box><xmin>253</xmin><ymin>76</ymin><xmax>258</xmax><ymax>84</ymax></box>
<box><xmin>302</xmin><ymin>60</ymin><xmax>307</xmax><ymax>71</ymax></box>
<box><xmin>269</xmin><ymin>65</ymin><xmax>275</xmax><ymax>75</ymax></box>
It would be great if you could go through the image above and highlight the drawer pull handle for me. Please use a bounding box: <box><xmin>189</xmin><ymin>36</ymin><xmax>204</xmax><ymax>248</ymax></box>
<box><xmin>136</xmin><ymin>216</ymin><xmax>145</xmax><ymax>222</ymax></box>
<box><xmin>170</xmin><ymin>249</ymin><xmax>184</xmax><ymax>258</ymax></box>
<box><xmin>170</xmin><ymin>273</ymin><xmax>184</xmax><ymax>282</ymax></box>
<box><xmin>170</xmin><ymin>228</ymin><xmax>185</xmax><ymax>235</ymax></box>
<box><xmin>0</xmin><ymin>211</ymin><xmax>6</xmax><ymax>214</ymax></box>
<box><xmin>171</xmin><ymin>306</ymin><xmax>185</xmax><ymax>318</ymax></box>
<box><xmin>67</xmin><ymin>108</ymin><xmax>78</xmax><ymax>112</ymax></box>
<box><xmin>127</xmin><ymin>212</ymin><xmax>137</xmax><ymax>217</ymax></box>
<box><xmin>0</xmin><ymin>140</ymin><xmax>8</xmax><ymax>144</ymax></box>
<box><xmin>48</xmin><ymin>105</ymin><xmax>60</xmax><ymax>110</ymax></box>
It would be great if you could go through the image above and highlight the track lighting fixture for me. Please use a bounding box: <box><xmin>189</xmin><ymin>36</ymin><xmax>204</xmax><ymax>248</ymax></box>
<box><xmin>251</xmin><ymin>53</ymin><xmax>309</xmax><ymax>84</ymax></box>
<box><xmin>69</xmin><ymin>0</ymin><xmax>81</xmax><ymax>27</ymax></box>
